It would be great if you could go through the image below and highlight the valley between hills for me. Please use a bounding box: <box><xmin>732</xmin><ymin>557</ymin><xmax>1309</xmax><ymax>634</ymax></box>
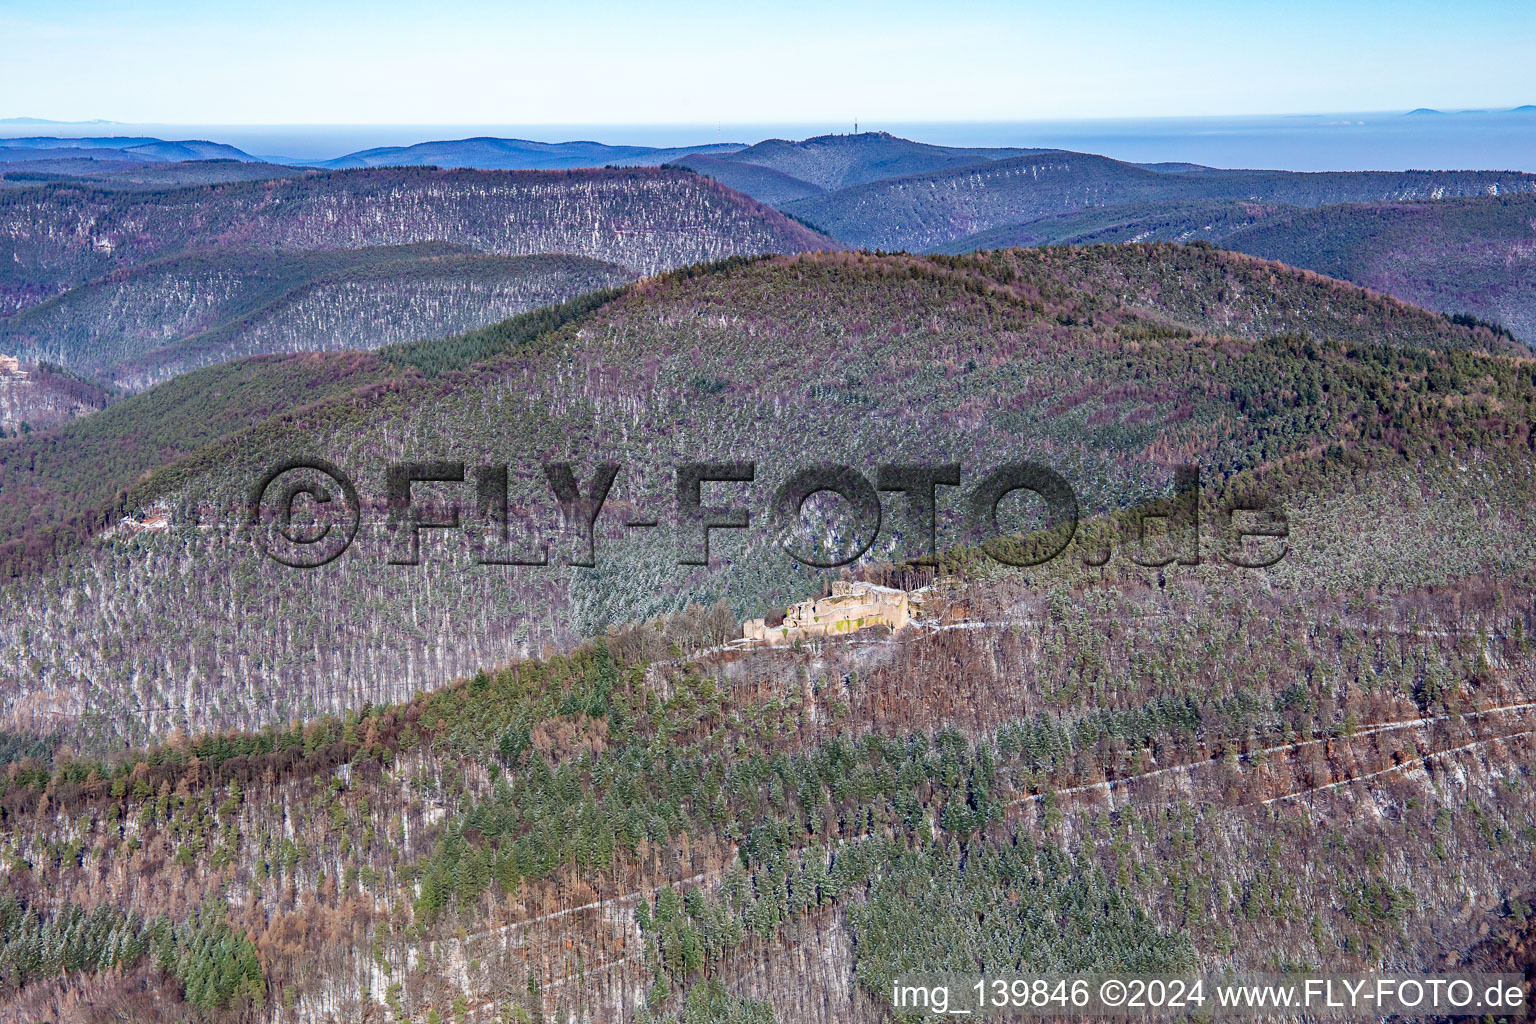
<box><xmin>0</xmin><ymin>129</ymin><xmax>1534</xmax><ymax>1023</ymax></box>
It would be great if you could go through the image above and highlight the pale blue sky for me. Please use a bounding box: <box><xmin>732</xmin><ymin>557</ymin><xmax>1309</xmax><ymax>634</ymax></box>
<box><xmin>3</xmin><ymin>0</ymin><xmax>1532</xmax><ymax>124</ymax></box>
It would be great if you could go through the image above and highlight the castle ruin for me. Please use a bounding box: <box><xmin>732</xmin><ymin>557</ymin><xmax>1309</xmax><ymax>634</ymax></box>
<box><xmin>742</xmin><ymin>580</ymin><xmax>910</xmax><ymax>644</ymax></box>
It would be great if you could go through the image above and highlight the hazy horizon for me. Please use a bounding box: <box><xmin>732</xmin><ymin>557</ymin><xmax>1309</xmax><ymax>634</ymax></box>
<box><xmin>3</xmin><ymin>108</ymin><xmax>1532</xmax><ymax>172</ymax></box>
<box><xmin>6</xmin><ymin>103</ymin><xmax>1532</xmax><ymax>127</ymax></box>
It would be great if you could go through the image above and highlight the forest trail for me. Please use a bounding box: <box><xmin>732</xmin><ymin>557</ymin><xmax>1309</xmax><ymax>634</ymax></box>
<box><xmin>1008</xmin><ymin>699</ymin><xmax>1536</xmax><ymax>811</ymax></box>
<box><xmin>458</xmin><ymin>870</ymin><xmax>716</xmax><ymax>946</ymax></box>
<box><xmin>456</xmin><ymin>701</ymin><xmax>1536</xmax><ymax>955</ymax></box>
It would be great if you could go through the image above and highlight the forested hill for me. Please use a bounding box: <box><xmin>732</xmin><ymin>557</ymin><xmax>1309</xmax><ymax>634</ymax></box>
<box><xmin>0</xmin><ymin>360</ymin><xmax>113</xmax><ymax>434</ymax></box>
<box><xmin>779</xmin><ymin>150</ymin><xmax>1536</xmax><ymax>252</ymax></box>
<box><xmin>926</xmin><ymin>198</ymin><xmax>1293</xmax><ymax>252</ymax></box>
<box><xmin>0</xmin><ymin>245</ymin><xmax>634</xmax><ymax>389</ymax></box>
<box><xmin>0</xmin><ymin>166</ymin><xmax>838</xmax><ymax>315</ymax></box>
<box><xmin>0</xmin><ymin>157</ymin><xmax>309</xmax><ymax>191</ymax></box>
<box><xmin>0</xmin><ymin>244</ymin><xmax>1528</xmax><ymax>749</ymax></box>
<box><xmin>0</xmin><ymin>251</ymin><xmax>1534</xmax><ymax>1021</ymax></box>
<box><xmin>933</xmin><ymin>194</ymin><xmax>1536</xmax><ymax>346</ymax></box>
<box><xmin>1216</xmin><ymin>193</ymin><xmax>1536</xmax><ymax>345</ymax></box>
<box><xmin>667</xmin><ymin>154</ymin><xmax>828</xmax><ymax>207</ymax></box>
<box><xmin>317</xmin><ymin>136</ymin><xmax>746</xmax><ymax>170</ymax></box>
<box><xmin>0</xmin><ymin>284</ymin><xmax>624</xmax><ymax>586</ymax></box>
<box><xmin>1007</xmin><ymin>241</ymin><xmax>1531</xmax><ymax>356</ymax></box>
<box><xmin>704</xmin><ymin>131</ymin><xmax>1047</xmax><ymax>191</ymax></box>
<box><xmin>0</xmin><ymin>135</ymin><xmax>258</xmax><ymax>163</ymax></box>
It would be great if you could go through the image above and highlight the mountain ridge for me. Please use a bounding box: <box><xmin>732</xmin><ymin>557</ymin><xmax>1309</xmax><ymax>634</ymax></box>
<box><xmin>705</xmin><ymin>131</ymin><xmax>1047</xmax><ymax>191</ymax></box>
<box><xmin>0</xmin><ymin>135</ymin><xmax>258</xmax><ymax>163</ymax></box>
<box><xmin>780</xmin><ymin>149</ymin><xmax>1536</xmax><ymax>251</ymax></box>
<box><xmin>0</xmin><ymin>165</ymin><xmax>840</xmax><ymax>315</ymax></box>
<box><xmin>0</xmin><ymin>157</ymin><xmax>310</xmax><ymax>190</ymax></box>
<box><xmin>0</xmin><ymin>243</ymin><xmax>1524</xmax><ymax>741</ymax></box>
<box><xmin>316</xmin><ymin>135</ymin><xmax>746</xmax><ymax>170</ymax></box>
<box><xmin>2</xmin><ymin>244</ymin><xmax>1535</xmax><ymax>1023</ymax></box>
<box><xmin>934</xmin><ymin>193</ymin><xmax>1536</xmax><ymax>344</ymax></box>
<box><xmin>0</xmin><ymin>245</ymin><xmax>636</xmax><ymax>389</ymax></box>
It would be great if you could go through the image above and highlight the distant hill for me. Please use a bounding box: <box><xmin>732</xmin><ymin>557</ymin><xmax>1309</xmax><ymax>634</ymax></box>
<box><xmin>1133</xmin><ymin>161</ymin><xmax>1224</xmax><ymax>174</ymax></box>
<box><xmin>0</xmin><ymin>117</ymin><xmax>119</xmax><ymax>125</ymax></box>
<box><xmin>0</xmin><ymin>165</ymin><xmax>839</xmax><ymax>315</ymax></box>
<box><xmin>0</xmin><ymin>133</ymin><xmax>755</xmax><ymax>174</ymax></box>
<box><xmin>0</xmin><ymin>146</ymin><xmax>141</xmax><ymax>163</ymax></box>
<box><xmin>0</xmin><ymin>244</ymin><xmax>635</xmax><ymax>389</ymax></box>
<box><xmin>0</xmin><ymin>157</ymin><xmax>308</xmax><ymax>190</ymax></box>
<box><xmin>707</xmin><ymin>131</ymin><xmax>1045</xmax><ymax>192</ymax></box>
<box><xmin>314</xmin><ymin>132</ymin><xmax>1047</xmax><ymax>191</ymax></box>
<box><xmin>1407</xmin><ymin>106</ymin><xmax>1535</xmax><ymax>114</ymax></box>
<box><xmin>317</xmin><ymin>136</ymin><xmax>745</xmax><ymax>170</ymax></box>
<box><xmin>0</xmin><ymin>135</ymin><xmax>258</xmax><ymax>162</ymax></box>
<box><xmin>117</xmin><ymin>138</ymin><xmax>256</xmax><ymax>162</ymax></box>
<box><xmin>781</xmin><ymin>149</ymin><xmax>1536</xmax><ymax>251</ymax></box>
<box><xmin>781</xmin><ymin>150</ymin><xmax>1196</xmax><ymax>248</ymax></box>
<box><xmin>668</xmin><ymin>153</ymin><xmax>826</xmax><ymax>206</ymax></box>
